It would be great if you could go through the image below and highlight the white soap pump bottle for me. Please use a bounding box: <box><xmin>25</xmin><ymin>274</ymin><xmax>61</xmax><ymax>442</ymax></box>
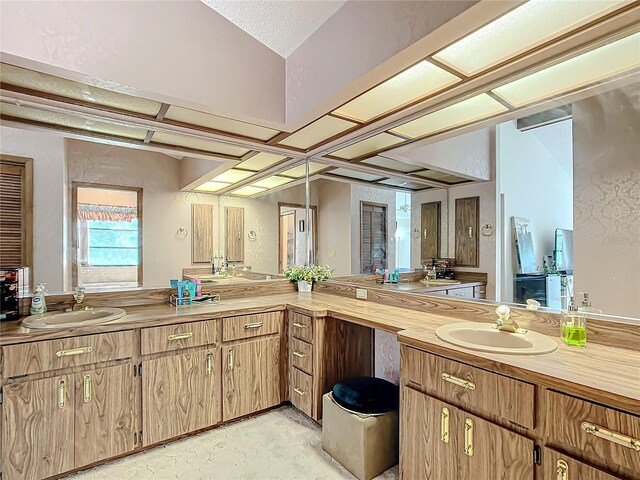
<box><xmin>30</xmin><ymin>283</ymin><xmax>48</xmax><ymax>315</ymax></box>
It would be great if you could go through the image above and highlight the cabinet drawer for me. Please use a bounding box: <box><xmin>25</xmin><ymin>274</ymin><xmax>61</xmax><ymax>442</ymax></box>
<box><xmin>289</xmin><ymin>312</ymin><xmax>313</xmax><ymax>343</ymax></box>
<box><xmin>141</xmin><ymin>320</ymin><xmax>218</xmax><ymax>355</ymax></box>
<box><xmin>400</xmin><ymin>346</ymin><xmax>535</xmax><ymax>430</ymax></box>
<box><xmin>290</xmin><ymin>337</ymin><xmax>313</xmax><ymax>375</ymax></box>
<box><xmin>3</xmin><ymin>331</ymin><xmax>133</xmax><ymax>377</ymax></box>
<box><xmin>447</xmin><ymin>286</ymin><xmax>474</xmax><ymax>298</ymax></box>
<box><xmin>290</xmin><ymin>367</ymin><xmax>313</xmax><ymax>417</ymax></box>
<box><xmin>545</xmin><ymin>390</ymin><xmax>640</xmax><ymax>479</ymax></box>
<box><xmin>223</xmin><ymin>312</ymin><xmax>281</xmax><ymax>342</ymax></box>
<box><xmin>543</xmin><ymin>447</ymin><xmax>622</xmax><ymax>480</ymax></box>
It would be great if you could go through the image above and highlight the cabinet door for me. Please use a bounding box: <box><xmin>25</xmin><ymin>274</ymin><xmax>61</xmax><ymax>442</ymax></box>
<box><xmin>458</xmin><ymin>410</ymin><xmax>534</xmax><ymax>480</ymax></box>
<box><xmin>226</xmin><ymin>206</ymin><xmax>244</xmax><ymax>262</ymax></box>
<box><xmin>421</xmin><ymin>201</ymin><xmax>441</xmax><ymax>261</ymax></box>
<box><xmin>74</xmin><ymin>363</ymin><xmax>137</xmax><ymax>468</ymax></box>
<box><xmin>192</xmin><ymin>203</ymin><xmax>214</xmax><ymax>263</ymax></box>
<box><xmin>543</xmin><ymin>448</ymin><xmax>621</xmax><ymax>480</ymax></box>
<box><xmin>400</xmin><ymin>387</ymin><xmax>456</xmax><ymax>479</ymax></box>
<box><xmin>222</xmin><ymin>336</ymin><xmax>281</xmax><ymax>421</ymax></box>
<box><xmin>2</xmin><ymin>375</ymin><xmax>74</xmax><ymax>480</ymax></box>
<box><xmin>142</xmin><ymin>349</ymin><xmax>220</xmax><ymax>446</ymax></box>
<box><xmin>455</xmin><ymin>196</ymin><xmax>479</xmax><ymax>267</ymax></box>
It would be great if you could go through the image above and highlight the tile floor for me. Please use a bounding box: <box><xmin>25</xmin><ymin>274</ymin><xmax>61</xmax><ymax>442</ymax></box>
<box><xmin>67</xmin><ymin>406</ymin><xmax>399</xmax><ymax>480</ymax></box>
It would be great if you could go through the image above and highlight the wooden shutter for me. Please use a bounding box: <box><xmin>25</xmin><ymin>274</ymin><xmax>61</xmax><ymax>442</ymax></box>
<box><xmin>361</xmin><ymin>202</ymin><xmax>387</xmax><ymax>274</ymax></box>
<box><xmin>0</xmin><ymin>163</ymin><xmax>25</xmax><ymax>266</ymax></box>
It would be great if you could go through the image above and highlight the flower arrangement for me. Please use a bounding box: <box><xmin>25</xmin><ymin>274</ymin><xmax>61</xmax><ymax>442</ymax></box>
<box><xmin>284</xmin><ymin>265</ymin><xmax>333</xmax><ymax>283</ymax></box>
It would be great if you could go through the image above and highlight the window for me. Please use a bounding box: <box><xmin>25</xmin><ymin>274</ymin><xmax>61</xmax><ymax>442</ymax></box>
<box><xmin>73</xmin><ymin>184</ymin><xmax>142</xmax><ymax>288</ymax></box>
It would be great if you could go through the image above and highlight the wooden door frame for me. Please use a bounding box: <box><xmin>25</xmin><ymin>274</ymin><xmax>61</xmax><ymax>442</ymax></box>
<box><xmin>0</xmin><ymin>154</ymin><xmax>33</xmax><ymax>288</ymax></box>
<box><xmin>71</xmin><ymin>182</ymin><xmax>143</xmax><ymax>288</ymax></box>
<box><xmin>277</xmin><ymin>202</ymin><xmax>318</xmax><ymax>271</ymax></box>
<box><xmin>360</xmin><ymin>201</ymin><xmax>388</xmax><ymax>274</ymax></box>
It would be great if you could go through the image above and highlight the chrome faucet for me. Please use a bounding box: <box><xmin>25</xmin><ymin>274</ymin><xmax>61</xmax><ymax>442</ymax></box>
<box><xmin>71</xmin><ymin>286</ymin><xmax>89</xmax><ymax>311</ymax></box>
<box><xmin>494</xmin><ymin>305</ymin><xmax>524</xmax><ymax>333</ymax></box>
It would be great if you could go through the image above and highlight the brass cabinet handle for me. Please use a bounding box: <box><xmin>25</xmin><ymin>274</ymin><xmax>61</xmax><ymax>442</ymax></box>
<box><xmin>464</xmin><ymin>418</ymin><xmax>474</xmax><ymax>456</ymax></box>
<box><xmin>441</xmin><ymin>407</ymin><xmax>450</xmax><ymax>444</ymax></box>
<box><xmin>292</xmin><ymin>322</ymin><xmax>307</xmax><ymax>329</ymax></box>
<box><xmin>227</xmin><ymin>350</ymin><xmax>233</xmax><ymax>371</ymax></box>
<box><xmin>56</xmin><ymin>346</ymin><xmax>92</xmax><ymax>357</ymax></box>
<box><xmin>293</xmin><ymin>387</ymin><xmax>306</xmax><ymax>396</ymax></box>
<box><xmin>468</xmin><ymin>226</ymin><xmax>473</xmax><ymax>238</ymax></box>
<box><xmin>442</xmin><ymin>372</ymin><xmax>476</xmax><ymax>390</ymax></box>
<box><xmin>58</xmin><ymin>379</ymin><xmax>66</xmax><ymax>408</ymax></box>
<box><xmin>244</xmin><ymin>322</ymin><xmax>263</xmax><ymax>330</ymax></box>
<box><xmin>205</xmin><ymin>352</ymin><xmax>213</xmax><ymax>376</ymax></box>
<box><xmin>581</xmin><ymin>422</ymin><xmax>640</xmax><ymax>451</ymax></box>
<box><xmin>168</xmin><ymin>332</ymin><xmax>193</xmax><ymax>341</ymax></box>
<box><xmin>556</xmin><ymin>459</ymin><xmax>568</xmax><ymax>480</ymax></box>
<box><xmin>292</xmin><ymin>350</ymin><xmax>306</xmax><ymax>358</ymax></box>
<box><xmin>83</xmin><ymin>374</ymin><xmax>91</xmax><ymax>403</ymax></box>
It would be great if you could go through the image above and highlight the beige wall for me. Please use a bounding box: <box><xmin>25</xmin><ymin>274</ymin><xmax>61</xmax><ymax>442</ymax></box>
<box><xmin>315</xmin><ymin>180</ymin><xmax>352</xmax><ymax>275</ymax></box>
<box><xmin>572</xmin><ymin>84</ymin><xmax>640</xmax><ymax>318</ymax></box>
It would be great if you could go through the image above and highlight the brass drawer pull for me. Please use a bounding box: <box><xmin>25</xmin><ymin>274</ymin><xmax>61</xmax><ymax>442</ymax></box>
<box><xmin>556</xmin><ymin>459</ymin><xmax>568</xmax><ymax>480</ymax></box>
<box><xmin>293</xmin><ymin>387</ymin><xmax>306</xmax><ymax>396</ymax></box>
<box><xmin>292</xmin><ymin>350</ymin><xmax>307</xmax><ymax>358</ymax></box>
<box><xmin>292</xmin><ymin>322</ymin><xmax>307</xmax><ymax>328</ymax></box>
<box><xmin>464</xmin><ymin>418</ymin><xmax>474</xmax><ymax>456</ymax></box>
<box><xmin>56</xmin><ymin>346</ymin><xmax>92</xmax><ymax>357</ymax></box>
<box><xmin>442</xmin><ymin>372</ymin><xmax>476</xmax><ymax>390</ymax></box>
<box><xmin>581</xmin><ymin>422</ymin><xmax>640</xmax><ymax>451</ymax></box>
<box><xmin>205</xmin><ymin>352</ymin><xmax>213</xmax><ymax>376</ymax></box>
<box><xmin>227</xmin><ymin>350</ymin><xmax>233</xmax><ymax>371</ymax></box>
<box><xmin>441</xmin><ymin>407</ymin><xmax>450</xmax><ymax>444</ymax></box>
<box><xmin>244</xmin><ymin>322</ymin><xmax>264</xmax><ymax>329</ymax></box>
<box><xmin>58</xmin><ymin>379</ymin><xmax>66</xmax><ymax>408</ymax></box>
<box><xmin>83</xmin><ymin>374</ymin><xmax>92</xmax><ymax>403</ymax></box>
<box><xmin>168</xmin><ymin>332</ymin><xmax>193</xmax><ymax>341</ymax></box>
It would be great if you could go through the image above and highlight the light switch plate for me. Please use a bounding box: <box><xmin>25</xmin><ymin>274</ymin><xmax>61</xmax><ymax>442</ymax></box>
<box><xmin>356</xmin><ymin>288</ymin><xmax>368</xmax><ymax>300</ymax></box>
<box><xmin>329</xmin><ymin>251</ymin><xmax>336</xmax><ymax>258</ymax></box>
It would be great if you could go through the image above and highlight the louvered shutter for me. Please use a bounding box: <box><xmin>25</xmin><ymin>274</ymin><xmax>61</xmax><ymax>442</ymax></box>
<box><xmin>0</xmin><ymin>163</ymin><xmax>25</xmax><ymax>266</ymax></box>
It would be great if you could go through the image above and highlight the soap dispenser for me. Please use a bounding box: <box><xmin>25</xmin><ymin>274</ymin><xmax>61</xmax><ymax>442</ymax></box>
<box><xmin>30</xmin><ymin>283</ymin><xmax>48</xmax><ymax>315</ymax></box>
<box><xmin>561</xmin><ymin>297</ymin><xmax>587</xmax><ymax>347</ymax></box>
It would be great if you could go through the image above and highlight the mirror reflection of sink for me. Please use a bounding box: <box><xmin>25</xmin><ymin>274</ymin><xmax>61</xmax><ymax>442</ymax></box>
<box><xmin>21</xmin><ymin>308</ymin><xmax>126</xmax><ymax>330</ymax></box>
<box><xmin>435</xmin><ymin>323</ymin><xmax>558</xmax><ymax>355</ymax></box>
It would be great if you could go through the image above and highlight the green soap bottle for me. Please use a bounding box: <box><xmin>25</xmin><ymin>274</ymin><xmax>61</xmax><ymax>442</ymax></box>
<box><xmin>561</xmin><ymin>298</ymin><xmax>587</xmax><ymax>347</ymax></box>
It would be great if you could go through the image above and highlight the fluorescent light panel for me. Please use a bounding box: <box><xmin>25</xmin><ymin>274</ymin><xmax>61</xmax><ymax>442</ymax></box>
<box><xmin>279</xmin><ymin>162</ymin><xmax>328</xmax><ymax>178</ymax></box>
<box><xmin>212</xmin><ymin>169</ymin><xmax>255</xmax><ymax>183</ymax></box>
<box><xmin>250</xmin><ymin>176</ymin><xmax>294</xmax><ymax>189</ymax></box>
<box><xmin>433</xmin><ymin>0</ymin><xmax>631</xmax><ymax>76</ymax></box>
<box><xmin>390</xmin><ymin>94</ymin><xmax>508</xmax><ymax>139</ymax></box>
<box><xmin>361</xmin><ymin>156</ymin><xmax>422</xmax><ymax>173</ymax></box>
<box><xmin>493</xmin><ymin>32</ymin><xmax>640</xmax><ymax>107</ymax></box>
<box><xmin>164</xmin><ymin>105</ymin><xmax>279</xmax><ymax>141</ymax></box>
<box><xmin>414</xmin><ymin>170</ymin><xmax>467</xmax><ymax>183</ymax></box>
<box><xmin>0</xmin><ymin>102</ymin><xmax>148</xmax><ymax>140</ymax></box>
<box><xmin>278</xmin><ymin>115</ymin><xmax>356</xmax><ymax>149</ymax></box>
<box><xmin>378</xmin><ymin>179</ymin><xmax>426</xmax><ymax>189</ymax></box>
<box><xmin>329</xmin><ymin>168</ymin><xmax>385</xmax><ymax>182</ymax></box>
<box><xmin>0</xmin><ymin>63</ymin><xmax>162</xmax><ymax>115</ymax></box>
<box><xmin>238</xmin><ymin>152</ymin><xmax>287</xmax><ymax>171</ymax></box>
<box><xmin>194</xmin><ymin>181</ymin><xmax>230</xmax><ymax>192</ymax></box>
<box><xmin>331</xmin><ymin>133</ymin><xmax>405</xmax><ymax>160</ymax></box>
<box><xmin>231</xmin><ymin>185</ymin><xmax>266</xmax><ymax>196</ymax></box>
<box><xmin>152</xmin><ymin>131</ymin><xmax>250</xmax><ymax>156</ymax></box>
<box><xmin>333</xmin><ymin>61</ymin><xmax>461</xmax><ymax>122</ymax></box>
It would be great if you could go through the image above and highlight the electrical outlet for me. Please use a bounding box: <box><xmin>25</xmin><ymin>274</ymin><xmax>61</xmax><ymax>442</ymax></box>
<box><xmin>356</xmin><ymin>288</ymin><xmax>368</xmax><ymax>300</ymax></box>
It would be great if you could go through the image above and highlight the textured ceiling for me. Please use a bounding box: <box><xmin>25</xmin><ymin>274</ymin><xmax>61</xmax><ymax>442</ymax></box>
<box><xmin>201</xmin><ymin>0</ymin><xmax>346</xmax><ymax>57</ymax></box>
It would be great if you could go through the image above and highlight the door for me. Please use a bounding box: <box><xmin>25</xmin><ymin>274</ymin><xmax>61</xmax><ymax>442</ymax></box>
<box><xmin>1</xmin><ymin>375</ymin><xmax>74</xmax><ymax>480</ymax></box>
<box><xmin>279</xmin><ymin>211</ymin><xmax>295</xmax><ymax>272</ymax></box>
<box><xmin>543</xmin><ymin>448</ymin><xmax>620</xmax><ymax>480</ymax></box>
<box><xmin>222</xmin><ymin>336</ymin><xmax>281</xmax><ymax>421</ymax></box>
<box><xmin>421</xmin><ymin>201</ymin><xmax>441</xmax><ymax>262</ymax></box>
<box><xmin>400</xmin><ymin>387</ymin><xmax>456</xmax><ymax>479</ymax></box>
<box><xmin>458</xmin><ymin>409</ymin><xmax>534</xmax><ymax>480</ymax></box>
<box><xmin>361</xmin><ymin>202</ymin><xmax>387</xmax><ymax>274</ymax></box>
<box><xmin>226</xmin><ymin>206</ymin><xmax>244</xmax><ymax>262</ymax></box>
<box><xmin>455</xmin><ymin>196</ymin><xmax>479</xmax><ymax>267</ymax></box>
<box><xmin>192</xmin><ymin>203</ymin><xmax>214</xmax><ymax>263</ymax></box>
<box><xmin>142</xmin><ymin>349</ymin><xmax>220</xmax><ymax>446</ymax></box>
<box><xmin>74</xmin><ymin>363</ymin><xmax>137</xmax><ymax>468</ymax></box>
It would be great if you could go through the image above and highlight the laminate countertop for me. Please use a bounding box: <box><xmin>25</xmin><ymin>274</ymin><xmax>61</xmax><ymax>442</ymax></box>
<box><xmin>1</xmin><ymin>292</ymin><xmax>638</xmax><ymax>414</ymax></box>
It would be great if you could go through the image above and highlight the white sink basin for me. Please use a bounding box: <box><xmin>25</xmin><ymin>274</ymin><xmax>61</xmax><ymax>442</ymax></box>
<box><xmin>435</xmin><ymin>323</ymin><xmax>558</xmax><ymax>355</ymax></box>
<box><xmin>21</xmin><ymin>308</ymin><xmax>126</xmax><ymax>330</ymax></box>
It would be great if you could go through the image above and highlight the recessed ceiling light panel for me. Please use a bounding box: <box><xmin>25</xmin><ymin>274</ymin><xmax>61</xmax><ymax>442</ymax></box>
<box><xmin>238</xmin><ymin>152</ymin><xmax>287</xmax><ymax>171</ymax></box>
<box><xmin>361</xmin><ymin>156</ymin><xmax>422</xmax><ymax>173</ymax></box>
<box><xmin>279</xmin><ymin>162</ymin><xmax>328</xmax><ymax>178</ymax></box>
<box><xmin>251</xmin><ymin>176</ymin><xmax>294</xmax><ymax>189</ymax></box>
<box><xmin>152</xmin><ymin>131</ymin><xmax>250</xmax><ymax>156</ymax></box>
<box><xmin>212</xmin><ymin>168</ymin><xmax>255</xmax><ymax>183</ymax></box>
<box><xmin>329</xmin><ymin>168</ymin><xmax>385</xmax><ymax>182</ymax></box>
<box><xmin>231</xmin><ymin>185</ymin><xmax>266</xmax><ymax>196</ymax></box>
<box><xmin>194</xmin><ymin>181</ymin><xmax>230</xmax><ymax>192</ymax></box>
<box><xmin>331</xmin><ymin>133</ymin><xmax>405</xmax><ymax>159</ymax></box>
<box><xmin>278</xmin><ymin>115</ymin><xmax>356</xmax><ymax>149</ymax></box>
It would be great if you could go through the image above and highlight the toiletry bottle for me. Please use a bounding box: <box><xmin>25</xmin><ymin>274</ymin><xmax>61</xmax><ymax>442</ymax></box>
<box><xmin>30</xmin><ymin>283</ymin><xmax>47</xmax><ymax>315</ymax></box>
<box><xmin>561</xmin><ymin>297</ymin><xmax>587</xmax><ymax>347</ymax></box>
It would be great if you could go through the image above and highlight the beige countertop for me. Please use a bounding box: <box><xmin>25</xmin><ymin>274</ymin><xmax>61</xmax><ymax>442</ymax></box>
<box><xmin>1</xmin><ymin>292</ymin><xmax>638</xmax><ymax>414</ymax></box>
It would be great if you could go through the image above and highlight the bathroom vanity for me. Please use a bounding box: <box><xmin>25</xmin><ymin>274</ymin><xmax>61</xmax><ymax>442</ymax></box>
<box><xmin>0</xmin><ymin>292</ymin><xmax>638</xmax><ymax>480</ymax></box>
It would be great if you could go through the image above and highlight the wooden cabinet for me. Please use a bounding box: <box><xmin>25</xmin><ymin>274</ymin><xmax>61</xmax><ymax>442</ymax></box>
<box><xmin>141</xmin><ymin>319</ymin><xmax>218</xmax><ymax>355</ymax></box>
<box><xmin>223</xmin><ymin>312</ymin><xmax>282</xmax><ymax>342</ymax></box>
<box><xmin>142</xmin><ymin>349</ymin><xmax>220</xmax><ymax>446</ymax></box>
<box><xmin>222</xmin><ymin>337</ymin><xmax>280</xmax><ymax>421</ymax></box>
<box><xmin>74</xmin><ymin>363</ymin><xmax>137</xmax><ymax>467</ymax></box>
<box><xmin>542</xmin><ymin>448</ymin><xmax>622</xmax><ymax>480</ymax></box>
<box><xmin>420</xmin><ymin>201</ymin><xmax>441</xmax><ymax>262</ymax></box>
<box><xmin>192</xmin><ymin>203</ymin><xmax>214</xmax><ymax>263</ymax></box>
<box><xmin>454</xmin><ymin>196</ymin><xmax>479</xmax><ymax>267</ymax></box>
<box><xmin>2</xmin><ymin>375</ymin><xmax>75</xmax><ymax>480</ymax></box>
<box><xmin>400</xmin><ymin>386</ymin><xmax>533</xmax><ymax>480</ymax></box>
<box><xmin>225</xmin><ymin>206</ymin><xmax>244</xmax><ymax>262</ymax></box>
